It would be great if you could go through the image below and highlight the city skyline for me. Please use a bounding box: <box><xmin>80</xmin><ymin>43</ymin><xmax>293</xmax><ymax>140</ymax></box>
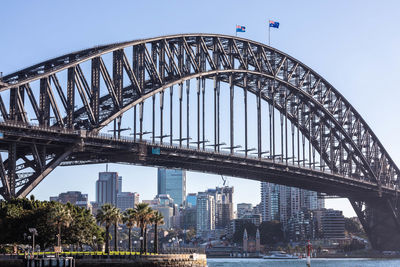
<box><xmin>2</xmin><ymin>1</ymin><xmax>400</xmax><ymax>219</ymax></box>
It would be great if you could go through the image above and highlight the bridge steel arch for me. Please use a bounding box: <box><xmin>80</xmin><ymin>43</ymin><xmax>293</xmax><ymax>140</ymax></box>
<box><xmin>0</xmin><ymin>34</ymin><xmax>399</xmax><ymax>250</ymax></box>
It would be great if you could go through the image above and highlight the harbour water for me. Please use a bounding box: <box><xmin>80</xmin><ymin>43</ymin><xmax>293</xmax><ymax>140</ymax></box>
<box><xmin>207</xmin><ymin>258</ymin><xmax>400</xmax><ymax>267</ymax></box>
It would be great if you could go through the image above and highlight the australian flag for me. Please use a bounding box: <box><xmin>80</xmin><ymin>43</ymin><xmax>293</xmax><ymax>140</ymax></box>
<box><xmin>269</xmin><ymin>20</ymin><xmax>280</xmax><ymax>28</ymax></box>
<box><xmin>236</xmin><ymin>25</ymin><xmax>246</xmax><ymax>32</ymax></box>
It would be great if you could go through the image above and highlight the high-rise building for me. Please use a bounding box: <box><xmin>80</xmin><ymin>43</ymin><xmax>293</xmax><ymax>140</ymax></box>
<box><xmin>50</xmin><ymin>191</ymin><xmax>90</xmax><ymax>209</ymax></box>
<box><xmin>156</xmin><ymin>194</ymin><xmax>174</xmax><ymax>206</ymax></box>
<box><xmin>196</xmin><ymin>192</ymin><xmax>215</xmax><ymax>235</ymax></box>
<box><xmin>279</xmin><ymin>185</ymin><xmax>290</xmax><ymax>227</ymax></box>
<box><xmin>261</xmin><ymin>182</ymin><xmax>279</xmax><ymax>222</ymax></box>
<box><xmin>157</xmin><ymin>168</ymin><xmax>186</xmax><ymax>206</ymax></box>
<box><xmin>287</xmin><ymin>208</ymin><xmax>315</xmax><ymax>241</ymax></box>
<box><xmin>321</xmin><ymin>209</ymin><xmax>345</xmax><ymax>239</ymax></box>
<box><xmin>117</xmin><ymin>192</ymin><xmax>139</xmax><ymax>211</ymax></box>
<box><xmin>96</xmin><ymin>172</ymin><xmax>120</xmax><ymax>205</ymax></box>
<box><xmin>237</xmin><ymin>203</ymin><xmax>253</xmax><ymax>219</ymax></box>
<box><xmin>205</xmin><ymin>187</ymin><xmax>234</xmax><ymax>229</ymax></box>
<box><xmin>186</xmin><ymin>193</ymin><xmax>197</xmax><ymax>208</ymax></box>
<box><xmin>154</xmin><ymin>206</ymin><xmax>174</xmax><ymax>229</ymax></box>
<box><xmin>261</xmin><ymin>182</ymin><xmax>321</xmax><ymax>227</ymax></box>
<box><xmin>181</xmin><ymin>207</ymin><xmax>197</xmax><ymax>230</ymax></box>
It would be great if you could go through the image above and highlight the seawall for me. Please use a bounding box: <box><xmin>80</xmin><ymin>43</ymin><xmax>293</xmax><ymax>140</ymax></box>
<box><xmin>0</xmin><ymin>253</ymin><xmax>207</xmax><ymax>267</ymax></box>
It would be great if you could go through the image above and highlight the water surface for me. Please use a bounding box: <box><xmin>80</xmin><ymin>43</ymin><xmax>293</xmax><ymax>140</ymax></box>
<box><xmin>207</xmin><ymin>258</ymin><xmax>400</xmax><ymax>267</ymax></box>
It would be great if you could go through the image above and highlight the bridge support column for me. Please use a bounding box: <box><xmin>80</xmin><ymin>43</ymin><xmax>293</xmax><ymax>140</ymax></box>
<box><xmin>351</xmin><ymin>197</ymin><xmax>400</xmax><ymax>251</ymax></box>
<box><xmin>7</xmin><ymin>143</ymin><xmax>17</xmax><ymax>199</ymax></box>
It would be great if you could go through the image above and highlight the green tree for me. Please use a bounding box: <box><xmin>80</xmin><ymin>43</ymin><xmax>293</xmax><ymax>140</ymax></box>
<box><xmin>123</xmin><ymin>208</ymin><xmax>137</xmax><ymax>252</ymax></box>
<box><xmin>64</xmin><ymin>205</ymin><xmax>104</xmax><ymax>249</ymax></box>
<box><xmin>259</xmin><ymin>220</ymin><xmax>284</xmax><ymax>246</ymax></box>
<box><xmin>134</xmin><ymin>203</ymin><xmax>153</xmax><ymax>254</ymax></box>
<box><xmin>345</xmin><ymin>217</ymin><xmax>365</xmax><ymax>236</ymax></box>
<box><xmin>47</xmin><ymin>204</ymin><xmax>73</xmax><ymax>249</ymax></box>
<box><xmin>151</xmin><ymin>210</ymin><xmax>164</xmax><ymax>253</ymax></box>
<box><xmin>232</xmin><ymin>221</ymin><xmax>257</xmax><ymax>244</ymax></box>
<box><xmin>0</xmin><ymin>198</ymin><xmax>103</xmax><ymax>250</ymax></box>
<box><xmin>96</xmin><ymin>203</ymin><xmax>115</xmax><ymax>253</ymax></box>
<box><xmin>111</xmin><ymin>207</ymin><xmax>122</xmax><ymax>251</ymax></box>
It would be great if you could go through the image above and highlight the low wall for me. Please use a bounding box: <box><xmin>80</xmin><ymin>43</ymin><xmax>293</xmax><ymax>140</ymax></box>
<box><xmin>0</xmin><ymin>254</ymin><xmax>207</xmax><ymax>267</ymax></box>
<box><xmin>77</xmin><ymin>254</ymin><xmax>207</xmax><ymax>267</ymax></box>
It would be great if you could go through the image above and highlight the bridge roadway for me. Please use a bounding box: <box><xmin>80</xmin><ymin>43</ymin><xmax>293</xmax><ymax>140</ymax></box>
<box><xmin>0</xmin><ymin>120</ymin><xmax>395</xmax><ymax>200</ymax></box>
<box><xmin>2</xmin><ymin>120</ymin><xmax>400</xmax><ymax>250</ymax></box>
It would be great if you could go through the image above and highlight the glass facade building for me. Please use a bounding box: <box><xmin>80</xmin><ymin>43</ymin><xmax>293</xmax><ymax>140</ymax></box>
<box><xmin>186</xmin><ymin>193</ymin><xmax>197</xmax><ymax>208</ymax></box>
<box><xmin>96</xmin><ymin>172</ymin><xmax>120</xmax><ymax>205</ymax></box>
<box><xmin>157</xmin><ymin>168</ymin><xmax>186</xmax><ymax>206</ymax></box>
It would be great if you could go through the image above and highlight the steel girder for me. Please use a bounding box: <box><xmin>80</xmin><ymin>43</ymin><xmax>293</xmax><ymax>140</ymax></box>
<box><xmin>0</xmin><ymin>34</ymin><xmax>400</xmax><ymax>250</ymax></box>
<box><xmin>1</xmin><ymin>34</ymin><xmax>396</xmax><ymax>191</ymax></box>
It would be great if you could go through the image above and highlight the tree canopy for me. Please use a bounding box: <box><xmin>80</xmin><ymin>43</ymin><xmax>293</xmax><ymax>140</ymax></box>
<box><xmin>0</xmin><ymin>198</ymin><xmax>104</xmax><ymax>249</ymax></box>
<box><xmin>259</xmin><ymin>220</ymin><xmax>284</xmax><ymax>246</ymax></box>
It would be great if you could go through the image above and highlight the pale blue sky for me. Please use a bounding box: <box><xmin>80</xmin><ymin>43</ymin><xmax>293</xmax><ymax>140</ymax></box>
<box><xmin>2</xmin><ymin>0</ymin><xmax>400</xmax><ymax>217</ymax></box>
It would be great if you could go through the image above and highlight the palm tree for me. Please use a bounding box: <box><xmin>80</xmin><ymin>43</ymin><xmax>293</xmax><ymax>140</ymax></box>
<box><xmin>123</xmin><ymin>208</ymin><xmax>137</xmax><ymax>252</ymax></box>
<box><xmin>111</xmin><ymin>207</ymin><xmax>122</xmax><ymax>251</ymax></box>
<box><xmin>47</xmin><ymin>204</ymin><xmax>73</xmax><ymax>253</ymax></box>
<box><xmin>134</xmin><ymin>203</ymin><xmax>153</xmax><ymax>254</ymax></box>
<box><xmin>151</xmin><ymin>211</ymin><xmax>164</xmax><ymax>254</ymax></box>
<box><xmin>96</xmin><ymin>203</ymin><xmax>115</xmax><ymax>253</ymax></box>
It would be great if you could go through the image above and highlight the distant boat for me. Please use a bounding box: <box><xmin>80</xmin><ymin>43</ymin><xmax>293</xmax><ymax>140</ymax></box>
<box><xmin>263</xmin><ymin>251</ymin><xmax>299</xmax><ymax>259</ymax></box>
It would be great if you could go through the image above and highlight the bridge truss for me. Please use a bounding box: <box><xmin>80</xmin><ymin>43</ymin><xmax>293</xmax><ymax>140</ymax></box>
<box><xmin>0</xmin><ymin>34</ymin><xmax>399</xmax><ymax>250</ymax></box>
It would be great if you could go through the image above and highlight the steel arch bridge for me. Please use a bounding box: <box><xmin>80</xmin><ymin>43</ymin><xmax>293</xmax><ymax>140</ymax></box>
<box><xmin>0</xmin><ymin>34</ymin><xmax>399</xmax><ymax>250</ymax></box>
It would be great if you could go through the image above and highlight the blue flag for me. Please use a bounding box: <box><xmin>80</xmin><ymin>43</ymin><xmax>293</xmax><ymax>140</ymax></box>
<box><xmin>236</xmin><ymin>25</ymin><xmax>246</xmax><ymax>32</ymax></box>
<box><xmin>269</xmin><ymin>20</ymin><xmax>280</xmax><ymax>28</ymax></box>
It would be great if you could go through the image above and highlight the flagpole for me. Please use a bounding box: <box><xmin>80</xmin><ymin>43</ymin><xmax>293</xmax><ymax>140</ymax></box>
<box><xmin>236</xmin><ymin>25</ymin><xmax>237</xmax><ymax>37</ymax></box>
<box><xmin>268</xmin><ymin>21</ymin><xmax>271</xmax><ymax>46</ymax></box>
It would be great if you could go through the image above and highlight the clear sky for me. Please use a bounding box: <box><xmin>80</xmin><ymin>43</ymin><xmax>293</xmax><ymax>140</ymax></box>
<box><xmin>2</xmin><ymin>0</ymin><xmax>400</xmax><ymax>217</ymax></box>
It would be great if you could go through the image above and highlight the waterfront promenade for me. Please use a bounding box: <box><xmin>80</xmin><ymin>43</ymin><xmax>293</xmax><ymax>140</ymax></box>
<box><xmin>0</xmin><ymin>252</ymin><xmax>207</xmax><ymax>267</ymax></box>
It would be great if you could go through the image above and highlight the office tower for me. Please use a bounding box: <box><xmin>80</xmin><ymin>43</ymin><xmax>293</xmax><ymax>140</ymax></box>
<box><xmin>237</xmin><ymin>203</ymin><xmax>253</xmax><ymax>219</ymax></box>
<box><xmin>117</xmin><ymin>192</ymin><xmax>139</xmax><ymax>211</ymax></box>
<box><xmin>50</xmin><ymin>191</ymin><xmax>90</xmax><ymax>209</ymax></box>
<box><xmin>186</xmin><ymin>193</ymin><xmax>197</xmax><ymax>208</ymax></box>
<box><xmin>301</xmin><ymin>190</ymin><xmax>318</xmax><ymax>210</ymax></box>
<box><xmin>156</xmin><ymin>194</ymin><xmax>174</xmax><ymax>206</ymax></box>
<box><xmin>261</xmin><ymin>182</ymin><xmax>280</xmax><ymax>222</ymax></box>
<box><xmin>317</xmin><ymin>196</ymin><xmax>325</xmax><ymax>209</ymax></box>
<box><xmin>321</xmin><ymin>209</ymin><xmax>345</xmax><ymax>239</ymax></box>
<box><xmin>205</xmin><ymin>186</ymin><xmax>234</xmax><ymax>229</ymax></box>
<box><xmin>219</xmin><ymin>187</ymin><xmax>234</xmax><ymax>228</ymax></box>
<box><xmin>279</xmin><ymin>185</ymin><xmax>290</xmax><ymax>227</ymax></box>
<box><xmin>262</xmin><ymin>182</ymin><xmax>321</xmax><ymax>227</ymax></box>
<box><xmin>153</xmin><ymin>206</ymin><xmax>174</xmax><ymax>229</ymax></box>
<box><xmin>196</xmin><ymin>193</ymin><xmax>215</xmax><ymax>235</ymax></box>
<box><xmin>290</xmin><ymin>187</ymin><xmax>301</xmax><ymax>218</ymax></box>
<box><xmin>96</xmin><ymin>172</ymin><xmax>120</xmax><ymax>205</ymax></box>
<box><xmin>182</xmin><ymin>207</ymin><xmax>197</xmax><ymax>229</ymax></box>
<box><xmin>157</xmin><ymin>168</ymin><xmax>186</xmax><ymax>206</ymax></box>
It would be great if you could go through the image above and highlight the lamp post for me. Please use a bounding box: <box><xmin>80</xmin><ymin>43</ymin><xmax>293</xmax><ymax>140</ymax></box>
<box><xmin>133</xmin><ymin>241</ymin><xmax>137</xmax><ymax>253</ymax></box>
<box><xmin>178</xmin><ymin>238</ymin><xmax>183</xmax><ymax>252</ymax></box>
<box><xmin>27</xmin><ymin>236</ymin><xmax>31</xmax><ymax>258</ymax></box>
<box><xmin>172</xmin><ymin>237</ymin><xmax>176</xmax><ymax>248</ymax></box>
<box><xmin>139</xmin><ymin>237</ymin><xmax>144</xmax><ymax>255</ymax></box>
<box><xmin>28</xmin><ymin>228</ymin><xmax>38</xmax><ymax>258</ymax></box>
<box><xmin>150</xmin><ymin>240</ymin><xmax>154</xmax><ymax>253</ymax></box>
<box><xmin>93</xmin><ymin>236</ymin><xmax>97</xmax><ymax>251</ymax></box>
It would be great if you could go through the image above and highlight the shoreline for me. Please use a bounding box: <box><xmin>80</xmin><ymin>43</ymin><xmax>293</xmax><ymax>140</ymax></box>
<box><xmin>207</xmin><ymin>255</ymin><xmax>400</xmax><ymax>259</ymax></box>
